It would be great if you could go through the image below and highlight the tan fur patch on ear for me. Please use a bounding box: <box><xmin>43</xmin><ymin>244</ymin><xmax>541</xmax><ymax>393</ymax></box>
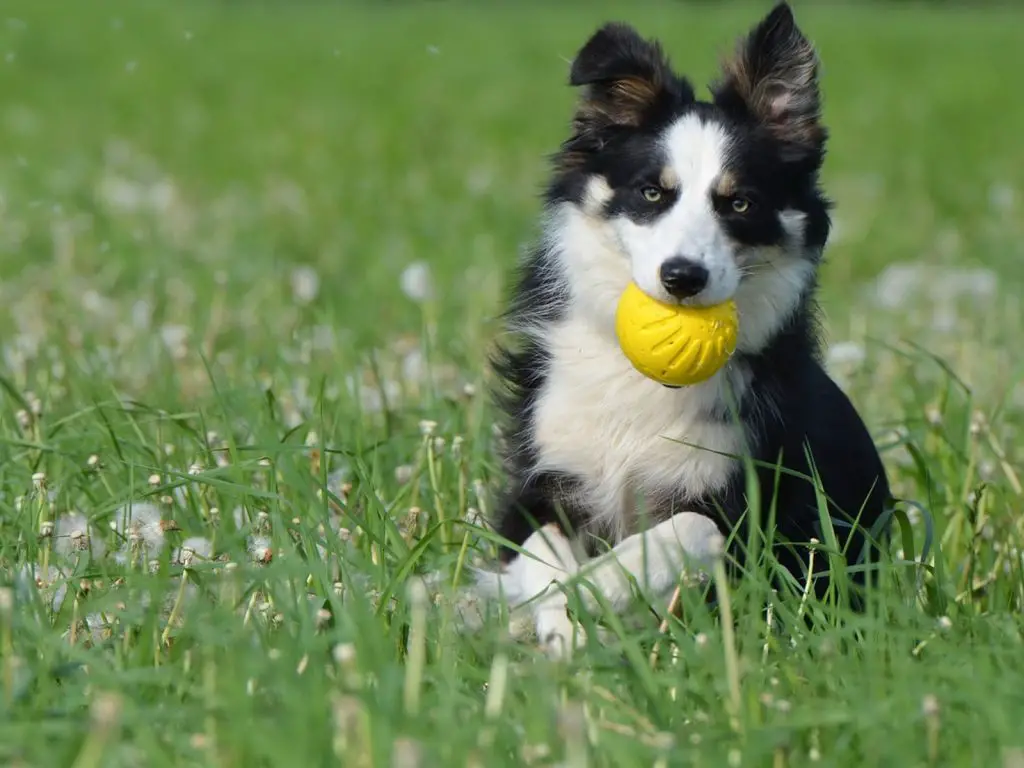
<box><xmin>719</xmin><ymin>38</ymin><xmax>823</xmax><ymax>146</ymax></box>
<box><xmin>610</xmin><ymin>75</ymin><xmax>662</xmax><ymax>114</ymax></box>
<box><xmin>575</xmin><ymin>73</ymin><xmax>665</xmax><ymax>130</ymax></box>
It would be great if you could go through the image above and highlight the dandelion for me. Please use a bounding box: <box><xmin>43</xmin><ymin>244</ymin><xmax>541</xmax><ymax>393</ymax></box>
<box><xmin>401</xmin><ymin>348</ymin><xmax>427</xmax><ymax>384</ymax></box>
<box><xmin>400</xmin><ymin>261</ymin><xmax>434</xmax><ymax>303</ymax></box>
<box><xmin>148</xmin><ymin>473</ymin><xmax>161</xmax><ymax>486</ymax></box>
<box><xmin>290</xmin><ymin>265</ymin><xmax>320</xmax><ymax>305</ymax></box>
<box><xmin>172</xmin><ymin>537</ymin><xmax>213</xmax><ymax>567</ymax></box>
<box><xmin>113</xmin><ymin>503</ymin><xmax>168</xmax><ymax>563</ymax></box>
<box><xmin>248</xmin><ymin>536</ymin><xmax>273</xmax><ymax>564</ymax></box>
<box><xmin>826</xmin><ymin>341</ymin><xmax>866</xmax><ymax>368</ymax></box>
<box><xmin>333</xmin><ymin>643</ymin><xmax>356</xmax><ymax>666</ymax></box>
<box><xmin>391</xmin><ymin>737</ymin><xmax>423</xmax><ymax>768</ymax></box>
<box><xmin>53</xmin><ymin>512</ymin><xmax>106</xmax><ymax>559</ymax></box>
<box><xmin>159</xmin><ymin>324</ymin><xmax>189</xmax><ymax>359</ymax></box>
<box><xmin>87</xmin><ymin>454</ymin><xmax>100</xmax><ymax>468</ymax></box>
<box><xmin>31</xmin><ymin>471</ymin><xmax>46</xmax><ymax>488</ymax></box>
<box><xmin>418</xmin><ymin>420</ymin><xmax>437</xmax><ymax>437</ymax></box>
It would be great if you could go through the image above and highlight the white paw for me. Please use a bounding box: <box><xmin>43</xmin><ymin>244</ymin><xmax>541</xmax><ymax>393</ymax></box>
<box><xmin>535</xmin><ymin>601</ymin><xmax>586</xmax><ymax>660</ymax></box>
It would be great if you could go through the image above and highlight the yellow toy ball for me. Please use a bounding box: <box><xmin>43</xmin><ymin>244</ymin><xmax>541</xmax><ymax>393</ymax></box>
<box><xmin>614</xmin><ymin>281</ymin><xmax>738</xmax><ymax>387</ymax></box>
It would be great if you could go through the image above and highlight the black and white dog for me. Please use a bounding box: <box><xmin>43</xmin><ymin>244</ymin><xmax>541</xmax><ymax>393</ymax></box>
<box><xmin>478</xmin><ymin>3</ymin><xmax>891</xmax><ymax>657</ymax></box>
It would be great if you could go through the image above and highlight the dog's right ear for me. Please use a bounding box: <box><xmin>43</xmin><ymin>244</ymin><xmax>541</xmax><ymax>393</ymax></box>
<box><xmin>568</xmin><ymin>23</ymin><xmax>692</xmax><ymax>130</ymax></box>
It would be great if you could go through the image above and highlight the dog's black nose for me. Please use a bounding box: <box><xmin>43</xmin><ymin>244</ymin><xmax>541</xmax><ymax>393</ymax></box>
<box><xmin>659</xmin><ymin>257</ymin><xmax>709</xmax><ymax>299</ymax></box>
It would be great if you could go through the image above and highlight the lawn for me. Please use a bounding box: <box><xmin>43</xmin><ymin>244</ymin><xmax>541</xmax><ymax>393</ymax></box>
<box><xmin>1</xmin><ymin>1</ymin><xmax>1023</xmax><ymax>765</ymax></box>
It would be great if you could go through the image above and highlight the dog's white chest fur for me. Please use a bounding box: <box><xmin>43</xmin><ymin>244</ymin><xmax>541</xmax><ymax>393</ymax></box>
<box><xmin>530</xmin><ymin>311</ymin><xmax>743</xmax><ymax>540</ymax></box>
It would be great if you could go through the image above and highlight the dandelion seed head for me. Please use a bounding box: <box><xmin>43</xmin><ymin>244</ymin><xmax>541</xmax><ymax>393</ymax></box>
<box><xmin>826</xmin><ymin>340</ymin><xmax>866</xmax><ymax>369</ymax></box>
<box><xmin>114</xmin><ymin>502</ymin><xmax>166</xmax><ymax>553</ymax></box>
<box><xmin>290</xmin><ymin>265</ymin><xmax>321</xmax><ymax>305</ymax></box>
<box><xmin>53</xmin><ymin>512</ymin><xmax>106</xmax><ymax>558</ymax></box>
<box><xmin>400</xmin><ymin>261</ymin><xmax>434</xmax><ymax>303</ymax></box>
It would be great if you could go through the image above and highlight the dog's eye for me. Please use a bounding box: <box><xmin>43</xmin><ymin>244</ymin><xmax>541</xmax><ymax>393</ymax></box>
<box><xmin>731</xmin><ymin>196</ymin><xmax>752</xmax><ymax>214</ymax></box>
<box><xmin>641</xmin><ymin>186</ymin><xmax>663</xmax><ymax>203</ymax></box>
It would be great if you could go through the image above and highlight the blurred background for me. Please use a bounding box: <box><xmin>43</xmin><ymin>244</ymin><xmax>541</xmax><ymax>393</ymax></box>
<box><xmin>2</xmin><ymin>4</ymin><xmax>1024</xmax><ymax>764</ymax></box>
<box><xmin>1</xmin><ymin>0</ymin><xmax>1023</xmax><ymax>485</ymax></box>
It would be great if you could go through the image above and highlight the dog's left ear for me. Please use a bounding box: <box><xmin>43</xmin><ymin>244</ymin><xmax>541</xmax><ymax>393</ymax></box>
<box><xmin>569</xmin><ymin>23</ymin><xmax>693</xmax><ymax>130</ymax></box>
<box><xmin>712</xmin><ymin>3</ymin><xmax>825</xmax><ymax>162</ymax></box>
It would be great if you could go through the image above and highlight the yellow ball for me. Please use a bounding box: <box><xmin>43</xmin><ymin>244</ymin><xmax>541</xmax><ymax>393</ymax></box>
<box><xmin>614</xmin><ymin>281</ymin><xmax>738</xmax><ymax>387</ymax></box>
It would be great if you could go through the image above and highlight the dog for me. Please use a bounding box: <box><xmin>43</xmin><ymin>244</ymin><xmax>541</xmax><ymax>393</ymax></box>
<box><xmin>476</xmin><ymin>2</ymin><xmax>891</xmax><ymax>658</ymax></box>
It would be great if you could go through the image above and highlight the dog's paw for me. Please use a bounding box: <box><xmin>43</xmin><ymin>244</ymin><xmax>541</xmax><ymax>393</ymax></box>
<box><xmin>535</xmin><ymin>602</ymin><xmax>586</xmax><ymax>660</ymax></box>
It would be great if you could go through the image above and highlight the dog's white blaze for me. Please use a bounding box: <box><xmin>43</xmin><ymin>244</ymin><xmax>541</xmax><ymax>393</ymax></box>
<box><xmin>613</xmin><ymin>114</ymin><xmax>740</xmax><ymax>306</ymax></box>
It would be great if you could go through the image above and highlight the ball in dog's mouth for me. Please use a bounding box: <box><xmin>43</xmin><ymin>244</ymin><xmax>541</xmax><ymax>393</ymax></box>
<box><xmin>614</xmin><ymin>282</ymin><xmax>739</xmax><ymax>387</ymax></box>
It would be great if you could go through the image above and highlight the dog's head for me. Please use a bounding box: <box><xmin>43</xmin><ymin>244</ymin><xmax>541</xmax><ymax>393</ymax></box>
<box><xmin>549</xmin><ymin>3</ymin><xmax>829</xmax><ymax>347</ymax></box>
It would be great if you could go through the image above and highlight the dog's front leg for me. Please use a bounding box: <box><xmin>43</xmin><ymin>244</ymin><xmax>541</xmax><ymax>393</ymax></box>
<box><xmin>477</xmin><ymin>523</ymin><xmax>586</xmax><ymax>659</ymax></box>
<box><xmin>571</xmin><ymin>512</ymin><xmax>725</xmax><ymax>613</ymax></box>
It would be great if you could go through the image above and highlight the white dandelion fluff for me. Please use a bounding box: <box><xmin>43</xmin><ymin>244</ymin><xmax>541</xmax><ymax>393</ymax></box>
<box><xmin>290</xmin><ymin>265</ymin><xmax>321</xmax><ymax>305</ymax></box>
<box><xmin>172</xmin><ymin>536</ymin><xmax>214</xmax><ymax>567</ymax></box>
<box><xmin>113</xmin><ymin>502</ymin><xmax>168</xmax><ymax>563</ymax></box>
<box><xmin>400</xmin><ymin>261</ymin><xmax>434</xmax><ymax>303</ymax></box>
<box><xmin>52</xmin><ymin>512</ymin><xmax>107</xmax><ymax>559</ymax></box>
<box><xmin>825</xmin><ymin>341</ymin><xmax>866</xmax><ymax>369</ymax></box>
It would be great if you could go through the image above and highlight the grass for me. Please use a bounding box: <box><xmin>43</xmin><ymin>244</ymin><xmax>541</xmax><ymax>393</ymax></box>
<box><xmin>1</xmin><ymin>0</ymin><xmax>1024</xmax><ymax>765</ymax></box>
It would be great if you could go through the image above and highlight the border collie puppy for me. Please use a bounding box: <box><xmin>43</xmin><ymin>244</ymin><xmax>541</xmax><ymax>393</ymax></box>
<box><xmin>479</xmin><ymin>3</ymin><xmax>891</xmax><ymax>657</ymax></box>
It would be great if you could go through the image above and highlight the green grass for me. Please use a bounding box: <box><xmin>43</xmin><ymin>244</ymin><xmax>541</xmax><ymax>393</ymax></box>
<box><xmin>2</xmin><ymin>1</ymin><xmax>1024</xmax><ymax>765</ymax></box>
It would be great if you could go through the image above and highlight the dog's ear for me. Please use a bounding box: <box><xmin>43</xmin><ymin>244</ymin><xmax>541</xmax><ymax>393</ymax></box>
<box><xmin>712</xmin><ymin>3</ymin><xmax>825</xmax><ymax>161</ymax></box>
<box><xmin>569</xmin><ymin>23</ymin><xmax>692</xmax><ymax>130</ymax></box>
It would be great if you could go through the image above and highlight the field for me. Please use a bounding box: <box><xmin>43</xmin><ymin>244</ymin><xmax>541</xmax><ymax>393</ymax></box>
<box><xmin>2</xmin><ymin>1</ymin><xmax>1024</xmax><ymax>765</ymax></box>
